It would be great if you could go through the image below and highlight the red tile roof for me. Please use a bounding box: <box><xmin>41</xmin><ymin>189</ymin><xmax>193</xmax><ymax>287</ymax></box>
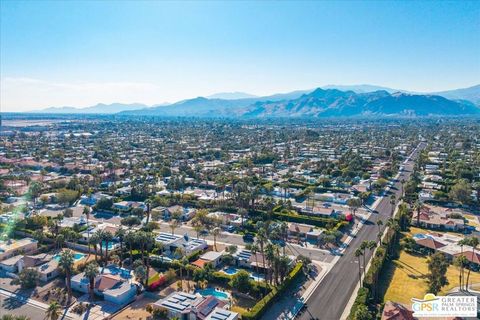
<box><xmin>381</xmin><ymin>301</ymin><xmax>415</xmax><ymax>320</ymax></box>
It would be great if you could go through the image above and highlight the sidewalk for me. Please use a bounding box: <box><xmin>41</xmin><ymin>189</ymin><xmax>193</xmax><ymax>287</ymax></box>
<box><xmin>265</xmin><ymin>261</ymin><xmax>330</xmax><ymax>320</ymax></box>
<box><xmin>0</xmin><ymin>288</ymin><xmax>78</xmax><ymax>320</ymax></box>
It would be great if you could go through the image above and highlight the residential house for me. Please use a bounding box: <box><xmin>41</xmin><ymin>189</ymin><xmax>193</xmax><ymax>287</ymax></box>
<box><xmin>0</xmin><ymin>238</ymin><xmax>37</xmax><ymax>261</ymax></box>
<box><xmin>71</xmin><ymin>269</ymin><xmax>136</xmax><ymax>306</ymax></box>
<box><xmin>155</xmin><ymin>233</ymin><xmax>207</xmax><ymax>255</ymax></box>
<box><xmin>192</xmin><ymin>251</ymin><xmax>223</xmax><ymax>268</ymax></box>
<box><xmin>381</xmin><ymin>301</ymin><xmax>415</xmax><ymax>320</ymax></box>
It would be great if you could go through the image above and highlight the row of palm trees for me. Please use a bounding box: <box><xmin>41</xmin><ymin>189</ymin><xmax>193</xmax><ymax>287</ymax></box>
<box><xmin>455</xmin><ymin>236</ymin><xmax>480</xmax><ymax>292</ymax></box>
<box><xmin>354</xmin><ymin>240</ymin><xmax>377</xmax><ymax>286</ymax></box>
<box><xmin>246</xmin><ymin>221</ymin><xmax>294</xmax><ymax>289</ymax></box>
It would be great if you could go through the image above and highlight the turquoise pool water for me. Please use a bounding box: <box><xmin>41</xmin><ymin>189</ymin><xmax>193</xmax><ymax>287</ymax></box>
<box><xmin>222</xmin><ymin>267</ymin><xmax>265</xmax><ymax>281</ymax></box>
<box><xmin>106</xmin><ymin>265</ymin><xmax>132</xmax><ymax>279</ymax></box>
<box><xmin>196</xmin><ymin>288</ymin><xmax>229</xmax><ymax>300</ymax></box>
<box><xmin>99</xmin><ymin>241</ymin><xmax>116</xmax><ymax>250</ymax></box>
<box><xmin>223</xmin><ymin>267</ymin><xmax>238</xmax><ymax>275</ymax></box>
<box><xmin>53</xmin><ymin>253</ymin><xmax>86</xmax><ymax>262</ymax></box>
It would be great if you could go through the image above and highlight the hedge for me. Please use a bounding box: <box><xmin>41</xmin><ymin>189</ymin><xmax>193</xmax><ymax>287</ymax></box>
<box><xmin>348</xmin><ymin>287</ymin><xmax>370</xmax><ymax>319</ymax></box>
<box><xmin>242</xmin><ymin>262</ymin><xmax>304</xmax><ymax>320</ymax></box>
<box><xmin>273</xmin><ymin>212</ymin><xmax>337</xmax><ymax>228</ymax></box>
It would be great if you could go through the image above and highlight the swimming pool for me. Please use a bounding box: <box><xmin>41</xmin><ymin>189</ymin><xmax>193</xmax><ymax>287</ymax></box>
<box><xmin>99</xmin><ymin>241</ymin><xmax>117</xmax><ymax>250</ymax></box>
<box><xmin>104</xmin><ymin>265</ymin><xmax>132</xmax><ymax>279</ymax></box>
<box><xmin>413</xmin><ymin>233</ymin><xmax>431</xmax><ymax>240</ymax></box>
<box><xmin>222</xmin><ymin>267</ymin><xmax>238</xmax><ymax>275</ymax></box>
<box><xmin>221</xmin><ymin>267</ymin><xmax>265</xmax><ymax>281</ymax></box>
<box><xmin>196</xmin><ymin>288</ymin><xmax>229</xmax><ymax>300</ymax></box>
<box><xmin>53</xmin><ymin>252</ymin><xmax>86</xmax><ymax>262</ymax></box>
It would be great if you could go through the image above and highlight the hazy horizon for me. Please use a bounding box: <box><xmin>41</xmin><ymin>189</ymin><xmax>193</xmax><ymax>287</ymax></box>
<box><xmin>1</xmin><ymin>1</ymin><xmax>479</xmax><ymax>112</ymax></box>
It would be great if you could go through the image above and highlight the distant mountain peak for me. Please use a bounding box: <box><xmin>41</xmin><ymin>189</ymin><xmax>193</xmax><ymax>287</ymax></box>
<box><xmin>206</xmin><ymin>92</ymin><xmax>258</xmax><ymax>100</ymax></box>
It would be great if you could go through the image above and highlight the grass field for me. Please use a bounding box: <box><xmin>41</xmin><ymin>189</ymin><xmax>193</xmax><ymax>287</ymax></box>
<box><xmin>464</xmin><ymin>214</ymin><xmax>480</xmax><ymax>229</ymax></box>
<box><xmin>382</xmin><ymin>243</ymin><xmax>480</xmax><ymax>305</ymax></box>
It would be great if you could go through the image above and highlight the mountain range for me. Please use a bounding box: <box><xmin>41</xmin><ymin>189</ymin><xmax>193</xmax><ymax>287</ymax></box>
<box><xmin>30</xmin><ymin>84</ymin><xmax>480</xmax><ymax>118</ymax></box>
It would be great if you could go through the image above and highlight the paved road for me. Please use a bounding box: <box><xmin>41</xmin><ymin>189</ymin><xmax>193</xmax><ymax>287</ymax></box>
<box><xmin>299</xmin><ymin>142</ymin><xmax>426</xmax><ymax>320</ymax></box>
<box><xmin>0</xmin><ymin>293</ymin><xmax>46</xmax><ymax>320</ymax></box>
<box><xmin>156</xmin><ymin>223</ymin><xmax>335</xmax><ymax>263</ymax></box>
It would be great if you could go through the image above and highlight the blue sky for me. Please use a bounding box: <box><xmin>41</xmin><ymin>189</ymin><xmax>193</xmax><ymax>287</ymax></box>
<box><xmin>1</xmin><ymin>1</ymin><xmax>479</xmax><ymax>111</ymax></box>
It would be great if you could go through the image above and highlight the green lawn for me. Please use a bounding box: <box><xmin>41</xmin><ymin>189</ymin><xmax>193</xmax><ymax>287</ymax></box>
<box><xmin>382</xmin><ymin>247</ymin><xmax>480</xmax><ymax>305</ymax></box>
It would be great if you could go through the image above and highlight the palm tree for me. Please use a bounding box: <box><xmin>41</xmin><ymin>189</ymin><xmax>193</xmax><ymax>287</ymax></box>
<box><xmin>102</xmin><ymin>231</ymin><xmax>113</xmax><ymax>265</ymax></box>
<box><xmin>145</xmin><ymin>201</ymin><xmax>151</xmax><ymax>225</ymax></box>
<box><xmin>83</xmin><ymin>205</ymin><xmax>91</xmax><ymax>250</ymax></box>
<box><xmin>115</xmin><ymin>228</ymin><xmax>126</xmax><ymax>267</ymax></box>
<box><xmin>45</xmin><ymin>301</ymin><xmax>61</xmax><ymax>320</ymax></box>
<box><xmin>376</xmin><ymin>219</ymin><xmax>383</xmax><ymax>238</ymax></box>
<box><xmin>360</xmin><ymin>241</ymin><xmax>368</xmax><ymax>273</ymax></box>
<box><xmin>413</xmin><ymin>200</ymin><xmax>422</xmax><ymax>226</ymax></box>
<box><xmin>84</xmin><ymin>262</ymin><xmax>99</xmax><ymax>301</ymax></box>
<box><xmin>125</xmin><ymin>231</ymin><xmax>137</xmax><ymax>267</ymax></box>
<box><xmin>465</xmin><ymin>237</ymin><xmax>479</xmax><ymax>291</ymax></box>
<box><xmin>93</xmin><ymin>229</ymin><xmax>105</xmax><ymax>263</ymax></box>
<box><xmin>265</xmin><ymin>243</ymin><xmax>276</xmax><ymax>286</ymax></box>
<box><xmin>55</xmin><ymin>234</ymin><xmax>65</xmax><ymax>250</ymax></box>
<box><xmin>169</xmin><ymin>219</ymin><xmax>180</xmax><ymax>235</ymax></box>
<box><xmin>212</xmin><ymin>227</ymin><xmax>221</xmax><ymax>251</ymax></box>
<box><xmin>389</xmin><ymin>194</ymin><xmax>396</xmax><ymax>216</ymax></box>
<box><xmin>256</xmin><ymin>223</ymin><xmax>268</xmax><ymax>283</ymax></box>
<box><xmin>454</xmin><ymin>254</ymin><xmax>468</xmax><ymax>291</ymax></box>
<box><xmin>237</xmin><ymin>208</ymin><xmax>247</xmax><ymax>227</ymax></box>
<box><xmin>400</xmin><ymin>179</ymin><xmax>406</xmax><ymax>197</ymax></box>
<box><xmin>355</xmin><ymin>248</ymin><xmax>363</xmax><ymax>286</ymax></box>
<box><xmin>250</xmin><ymin>243</ymin><xmax>260</xmax><ymax>285</ymax></box>
<box><xmin>89</xmin><ymin>233</ymin><xmax>100</xmax><ymax>263</ymax></box>
<box><xmin>180</xmin><ymin>257</ymin><xmax>190</xmax><ymax>292</ymax></box>
<box><xmin>58</xmin><ymin>250</ymin><xmax>74</xmax><ymax>302</ymax></box>
<box><xmin>457</xmin><ymin>239</ymin><xmax>467</xmax><ymax>290</ymax></box>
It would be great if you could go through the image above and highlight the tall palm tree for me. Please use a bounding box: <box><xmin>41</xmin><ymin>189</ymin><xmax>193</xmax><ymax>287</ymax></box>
<box><xmin>367</xmin><ymin>240</ymin><xmax>376</xmax><ymax>252</ymax></box>
<box><xmin>89</xmin><ymin>233</ymin><xmax>100</xmax><ymax>263</ymax></box>
<box><xmin>93</xmin><ymin>229</ymin><xmax>105</xmax><ymax>263</ymax></box>
<box><xmin>145</xmin><ymin>201</ymin><xmax>151</xmax><ymax>225</ymax></box>
<box><xmin>102</xmin><ymin>231</ymin><xmax>113</xmax><ymax>265</ymax></box>
<box><xmin>256</xmin><ymin>223</ymin><xmax>268</xmax><ymax>283</ymax></box>
<box><xmin>413</xmin><ymin>200</ymin><xmax>422</xmax><ymax>226</ymax></box>
<box><xmin>265</xmin><ymin>243</ymin><xmax>276</xmax><ymax>286</ymax></box>
<box><xmin>45</xmin><ymin>301</ymin><xmax>61</xmax><ymax>320</ymax></box>
<box><xmin>457</xmin><ymin>239</ymin><xmax>467</xmax><ymax>290</ymax></box>
<box><xmin>389</xmin><ymin>194</ymin><xmax>396</xmax><ymax>216</ymax></box>
<box><xmin>376</xmin><ymin>219</ymin><xmax>383</xmax><ymax>238</ymax></box>
<box><xmin>360</xmin><ymin>241</ymin><xmax>368</xmax><ymax>273</ymax></box>
<box><xmin>55</xmin><ymin>234</ymin><xmax>65</xmax><ymax>250</ymax></box>
<box><xmin>250</xmin><ymin>243</ymin><xmax>260</xmax><ymax>285</ymax></box>
<box><xmin>84</xmin><ymin>262</ymin><xmax>99</xmax><ymax>301</ymax></box>
<box><xmin>212</xmin><ymin>227</ymin><xmax>221</xmax><ymax>251</ymax></box>
<box><xmin>169</xmin><ymin>219</ymin><xmax>180</xmax><ymax>236</ymax></box>
<box><xmin>355</xmin><ymin>248</ymin><xmax>363</xmax><ymax>286</ymax></box>
<box><xmin>400</xmin><ymin>179</ymin><xmax>406</xmax><ymax>197</ymax></box>
<box><xmin>465</xmin><ymin>237</ymin><xmax>479</xmax><ymax>291</ymax></box>
<box><xmin>180</xmin><ymin>257</ymin><xmax>190</xmax><ymax>292</ymax></box>
<box><xmin>58</xmin><ymin>250</ymin><xmax>74</xmax><ymax>302</ymax></box>
<box><xmin>115</xmin><ymin>228</ymin><xmax>126</xmax><ymax>267</ymax></box>
<box><xmin>125</xmin><ymin>231</ymin><xmax>137</xmax><ymax>267</ymax></box>
<box><xmin>83</xmin><ymin>205</ymin><xmax>91</xmax><ymax>250</ymax></box>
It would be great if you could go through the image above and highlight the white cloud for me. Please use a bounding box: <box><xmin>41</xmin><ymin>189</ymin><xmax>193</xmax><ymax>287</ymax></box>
<box><xmin>0</xmin><ymin>77</ymin><xmax>173</xmax><ymax>112</ymax></box>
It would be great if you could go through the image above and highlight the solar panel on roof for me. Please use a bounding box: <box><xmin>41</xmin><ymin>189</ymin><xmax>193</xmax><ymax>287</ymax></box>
<box><xmin>162</xmin><ymin>301</ymin><xmax>186</xmax><ymax>311</ymax></box>
<box><xmin>216</xmin><ymin>310</ymin><xmax>230</xmax><ymax>315</ymax></box>
<box><xmin>175</xmin><ymin>295</ymin><xmax>187</xmax><ymax>302</ymax></box>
